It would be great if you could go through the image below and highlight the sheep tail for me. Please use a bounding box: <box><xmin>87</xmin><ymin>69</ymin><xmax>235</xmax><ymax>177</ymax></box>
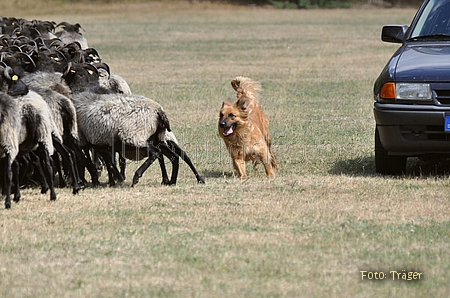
<box><xmin>157</xmin><ymin>108</ymin><xmax>171</xmax><ymax>133</ymax></box>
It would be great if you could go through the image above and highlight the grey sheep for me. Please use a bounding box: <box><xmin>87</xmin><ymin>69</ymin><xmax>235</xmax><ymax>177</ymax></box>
<box><xmin>95</xmin><ymin>63</ymin><xmax>132</xmax><ymax>95</ymax></box>
<box><xmin>0</xmin><ymin>67</ymin><xmax>57</xmax><ymax>208</ymax></box>
<box><xmin>21</xmin><ymin>71</ymin><xmax>95</xmax><ymax>191</ymax></box>
<box><xmin>0</xmin><ymin>92</ymin><xmax>22</xmax><ymax>209</ymax></box>
<box><xmin>15</xmin><ymin>90</ymin><xmax>58</xmax><ymax>202</ymax></box>
<box><xmin>63</xmin><ymin>63</ymin><xmax>204</xmax><ymax>186</ymax></box>
<box><xmin>71</xmin><ymin>92</ymin><xmax>204</xmax><ymax>186</ymax></box>
<box><xmin>55</xmin><ymin>22</ymin><xmax>88</xmax><ymax>50</ymax></box>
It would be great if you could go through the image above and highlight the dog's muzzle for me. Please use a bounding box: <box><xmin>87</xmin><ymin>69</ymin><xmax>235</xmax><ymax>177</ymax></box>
<box><xmin>220</xmin><ymin>122</ymin><xmax>236</xmax><ymax>137</ymax></box>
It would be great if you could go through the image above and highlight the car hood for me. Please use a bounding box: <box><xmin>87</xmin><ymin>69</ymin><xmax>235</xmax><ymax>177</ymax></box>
<box><xmin>396</xmin><ymin>43</ymin><xmax>450</xmax><ymax>82</ymax></box>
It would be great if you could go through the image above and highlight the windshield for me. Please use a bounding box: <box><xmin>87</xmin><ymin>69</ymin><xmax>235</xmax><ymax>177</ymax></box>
<box><xmin>411</xmin><ymin>0</ymin><xmax>450</xmax><ymax>39</ymax></box>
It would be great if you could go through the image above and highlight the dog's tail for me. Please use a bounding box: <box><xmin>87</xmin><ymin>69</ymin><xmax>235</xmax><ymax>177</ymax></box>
<box><xmin>231</xmin><ymin>76</ymin><xmax>261</xmax><ymax>102</ymax></box>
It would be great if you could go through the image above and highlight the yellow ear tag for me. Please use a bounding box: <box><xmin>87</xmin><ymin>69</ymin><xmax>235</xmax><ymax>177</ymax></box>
<box><xmin>88</xmin><ymin>70</ymin><xmax>94</xmax><ymax>75</ymax></box>
<box><xmin>12</xmin><ymin>75</ymin><xmax>18</xmax><ymax>81</ymax></box>
<box><xmin>70</xmin><ymin>70</ymin><xmax>76</xmax><ymax>74</ymax></box>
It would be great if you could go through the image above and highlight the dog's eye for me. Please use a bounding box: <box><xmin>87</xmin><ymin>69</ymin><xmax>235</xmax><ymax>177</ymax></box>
<box><xmin>219</xmin><ymin>113</ymin><xmax>223</xmax><ymax>118</ymax></box>
<box><xmin>229</xmin><ymin>113</ymin><xmax>235</xmax><ymax>119</ymax></box>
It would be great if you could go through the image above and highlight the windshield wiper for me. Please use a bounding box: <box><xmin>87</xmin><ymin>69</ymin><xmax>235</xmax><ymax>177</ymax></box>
<box><xmin>408</xmin><ymin>34</ymin><xmax>450</xmax><ymax>41</ymax></box>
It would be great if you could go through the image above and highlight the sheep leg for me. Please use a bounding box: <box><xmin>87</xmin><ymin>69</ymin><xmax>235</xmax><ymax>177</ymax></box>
<box><xmin>165</xmin><ymin>141</ymin><xmax>205</xmax><ymax>184</ymax></box>
<box><xmin>66</xmin><ymin>136</ymin><xmax>99</xmax><ymax>186</ymax></box>
<box><xmin>4</xmin><ymin>154</ymin><xmax>13</xmax><ymax>209</ymax></box>
<box><xmin>12</xmin><ymin>159</ymin><xmax>21</xmax><ymax>203</ymax></box>
<box><xmin>131</xmin><ymin>150</ymin><xmax>160</xmax><ymax>187</ymax></box>
<box><xmin>107</xmin><ymin>152</ymin><xmax>125</xmax><ymax>183</ymax></box>
<box><xmin>17</xmin><ymin>155</ymin><xmax>31</xmax><ymax>187</ymax></box>
<box><xmin>52</xmin><ymin>152</ymin><xmax>67</xmax><ymax>188</ymax></box>
<box><xmin>97</xmin><ymin>151</ymin><xmax>123</xmax><ymax>187</ymax></box>
<box><xmin>92</xmin><ymin>149</ymin><xmax>103</xmax><ymax>177</ymax></box>
<box><xmin>29</xmin><ymin>152</ymin><xmax>49</xmax><ymax>194</ymax></box>
<box><xmin>157</xmin><ymin>144</ymin><xmax>179</xmax><ymax>185</ymax></box>
<box><xmin>35</xmin><ymin>143</ymin><xmax>57</xmax><ymax>201</ymax></box>
<box><xmin>53</xmin><ymin>137</ymin><xmax>82</xmax><ymax>194</ymax></box>
<box><xmin>119</xmin><ymin>154</ymin><xmax>126</xmax><ymax>180</ymax></box>
<box><xmin>158</xmin><ymin>156</ymin><xmax>171</xmax><ymax>185</ymax></box>
<box><xmin>109</xmin><ymin>152</ymin><xmax>125</xmax><ymax>182</ymax></box>
<box><xmin>82</xmin><ymin>148</ymin><xmax>100</xmax><ymax>186</ymax></box>
<box><xmin>165</xmin><ymin>141</ymin><xmax>179</xmax><ymax>185</ymax></box>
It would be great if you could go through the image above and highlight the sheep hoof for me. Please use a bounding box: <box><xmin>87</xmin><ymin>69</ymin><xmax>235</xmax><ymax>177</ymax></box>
<box><xmin>132</xmin><ymin>174</ymin><xmax>140</xmax><ymax>186</ymax></box>
<box><xmin>50</xmin><ymin>192</ymin><xmax>57</xmax><ymax>201</ymax></box>
<box><xmin>197</xmin><ymin>176</ymin><xmax>205</xmax><ymax>184</ymax></box>
<box><xmin>41</xmin><ymin>186</ymin><xmax>49</xmax><ymax>194</ymax></box>
<box><xmin>13</xmin><ymin>195</ymin><xmax>21</xmax><ymax>203</ymax></box>
<box><xmin>5</xmin><ymin>202</ymin><xmax>11</xmax><ymax>209</ymax></box>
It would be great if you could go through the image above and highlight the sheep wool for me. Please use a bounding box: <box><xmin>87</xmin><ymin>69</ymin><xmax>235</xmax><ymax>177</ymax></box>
<box><xmin>0</xmin><ymin>93</ymin><xmax>21</xmax><ymax>159</ymax></box>
<box><xmin>17</xmin><ymin>90</ymin><xmax>57</xmax><ymax>155</ymax></box>
<box><xmin>72</xmin><ymin>93</ymin><xmax>167</xmax><ymax>148</ymax></box>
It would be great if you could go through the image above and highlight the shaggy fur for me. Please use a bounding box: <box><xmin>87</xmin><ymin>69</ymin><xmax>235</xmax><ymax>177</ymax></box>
<box><xmin>0</xmin><ymin>90</ymin><xmax>58</xmax><ymax>208</ymax></box>
<box><xmin>0</xmin><ymin>92</ymin><xmax>21</xmax><ymax>209</ymax></box>
<box><xmin>0</xmin><ymin>93</ymin><xmax>21</xmax><ymax>160</ymax></box>
<box><xmin>21</xmin><ymin>71</ymin><xmax>86</xmax><ymax>192</ymax></box>
<box><xmin>21</xmin><ymin>71</ymin><xmax>78</xmax><ymax>140</ymax></box>
<box><xmin>18</xmin><ymin>91</ymin><xmax>57</xmax><ymax>156</ymax></box>
<box><xmin>218</xmin><ymin>76</ymin><xmax>279</xmax><ymax>178</ymax></box>
<box><xmin>71</xmin><ymin>93</ymin><xmax>166</xmax><ymax>148</ymax></box>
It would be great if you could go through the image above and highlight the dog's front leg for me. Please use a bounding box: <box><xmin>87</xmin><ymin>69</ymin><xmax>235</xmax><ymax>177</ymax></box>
<box><xmin>233</xmin><ymin>157</ymin><xmax>247</xmax><ymax>179</ymax></box>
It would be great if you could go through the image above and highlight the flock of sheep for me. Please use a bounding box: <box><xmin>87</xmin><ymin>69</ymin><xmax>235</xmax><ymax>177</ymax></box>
<box><xmin>0</xmin><ymin>17</ymin><xmax>205</xmax><ymax>209</ymax></box>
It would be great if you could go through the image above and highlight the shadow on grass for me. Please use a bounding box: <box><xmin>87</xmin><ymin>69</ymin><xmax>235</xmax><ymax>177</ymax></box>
<box><xmin>202</xmin><ymin>170</ymin><xmax>235</xmax><ymax>179</ymax></box>
<box><xmin>330</xmin><ymin>155</ymin><xmax>450</xmax><ymax>177</ymax></box>
<box><xmin>406</xmin><ymin>157</ymin><xmax>450</xmax><ymax>177</ymax></box>
<box><xmin>329</xmin><ymin>156</ymin><xmax>376</xmax><ymax>177</ymax></box>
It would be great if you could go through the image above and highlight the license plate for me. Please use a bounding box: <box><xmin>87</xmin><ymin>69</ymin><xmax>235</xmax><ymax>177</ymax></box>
<box><xmin>445</xmin><ymin>115</ymin><xmax>450</xmax><ymax>132</ymax></box>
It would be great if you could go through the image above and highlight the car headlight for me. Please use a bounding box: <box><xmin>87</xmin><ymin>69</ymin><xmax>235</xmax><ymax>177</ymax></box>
<box><xmin>380</xmin><ymin>82</ymin><xmax>432</xmax><ymax>101</ymax></box>
<box><xmin>396</xmin><ymin>83</ymin><xmax>432</xmax><ymax>100</ymax></box>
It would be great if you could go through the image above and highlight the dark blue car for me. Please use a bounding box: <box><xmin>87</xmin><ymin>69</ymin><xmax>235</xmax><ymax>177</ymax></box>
<box><xmin>374</xmin><ymin>0</ymin><xmax>450</xmax><ymax>174</ymax></box>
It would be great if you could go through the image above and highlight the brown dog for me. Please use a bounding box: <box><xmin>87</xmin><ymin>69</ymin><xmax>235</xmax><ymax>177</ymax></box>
<box><xmin>218</xmin><ymin>76</ymin><xmax>279</xmax><ymax>178</ymax></box>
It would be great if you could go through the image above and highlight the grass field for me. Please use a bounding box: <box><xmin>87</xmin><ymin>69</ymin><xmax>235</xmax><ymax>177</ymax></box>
<box><xmin>1</xmin><ymin>1</ymin><xmax>450</xmax><ymax>297</ymax></box>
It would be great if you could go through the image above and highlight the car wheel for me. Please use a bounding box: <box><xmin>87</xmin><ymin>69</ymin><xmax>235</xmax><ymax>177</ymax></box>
<box><xmin>375</xmin><ymin>126</ymin><xmax>407</xmax><ymax>175</ymax></box>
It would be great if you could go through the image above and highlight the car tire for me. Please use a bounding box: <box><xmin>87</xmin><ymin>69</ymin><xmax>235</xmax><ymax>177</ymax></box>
<box><xmin>375</xmin><ymin>126</ymin><xmax>407</xmax><ymax>175</ymax></box>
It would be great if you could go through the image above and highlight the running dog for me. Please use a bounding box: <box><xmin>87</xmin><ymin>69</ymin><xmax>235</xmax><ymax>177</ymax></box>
<box><xmin>218</xmin><ymin>76</ymin><xmax>279</xmax><ymax>178</ymax></box>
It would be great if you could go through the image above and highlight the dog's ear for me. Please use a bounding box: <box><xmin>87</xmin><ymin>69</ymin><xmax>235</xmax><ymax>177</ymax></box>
<box><xmin>236</xmin><ymin>97</ymin><xmax>250</xmax><ymax>110</ymax></box>
<box><xmin>221</xmin><ymin>99</ymin><xmax>233</xmax><ymax>108</ymax></box>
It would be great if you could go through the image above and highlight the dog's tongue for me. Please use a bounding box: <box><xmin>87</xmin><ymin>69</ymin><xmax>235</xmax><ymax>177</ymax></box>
<box><xmin>224</xmin><ymin>126</ymin><xmax>234</xmax><ymax>136</ymax></box>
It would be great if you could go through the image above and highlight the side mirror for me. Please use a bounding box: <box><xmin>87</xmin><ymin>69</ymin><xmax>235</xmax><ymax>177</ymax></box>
<box><xmin>381</xmin><ymin>25</ymin><xmax>409</xmax><ymax>43</ymax></box>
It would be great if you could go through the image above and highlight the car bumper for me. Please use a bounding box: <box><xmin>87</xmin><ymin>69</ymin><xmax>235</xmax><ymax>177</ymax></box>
<box><xmin>374</xmin><ymin>103</ymin><xmax>450</xmax><ymax>156</ymax></box>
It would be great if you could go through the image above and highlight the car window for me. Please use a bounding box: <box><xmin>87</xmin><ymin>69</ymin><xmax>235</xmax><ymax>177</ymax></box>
<box><xmin>411</xmin><ymin>0</ymin><xmax>450</xmax><ymax>37</ymax></box>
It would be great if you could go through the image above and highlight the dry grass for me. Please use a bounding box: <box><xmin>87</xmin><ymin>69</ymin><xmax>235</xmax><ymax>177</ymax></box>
<box><xmin>1</xmin><ymin>1</ymin><xmax>450</xmax><ymax>297</ymax></box>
